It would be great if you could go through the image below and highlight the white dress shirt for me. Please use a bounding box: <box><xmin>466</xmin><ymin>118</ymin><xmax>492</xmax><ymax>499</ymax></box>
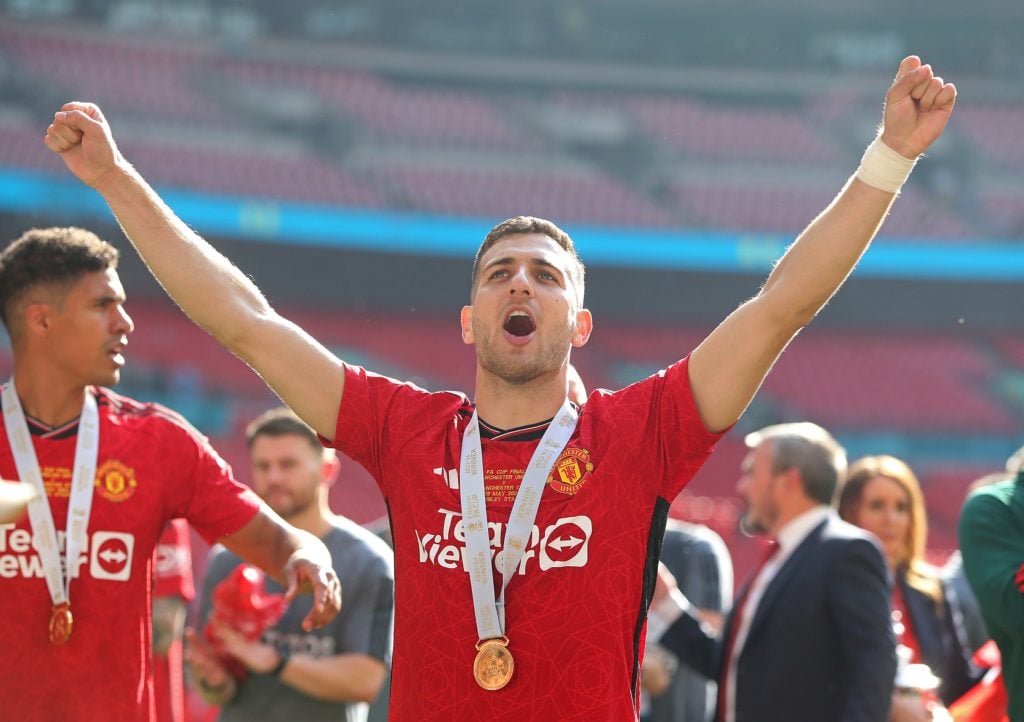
<box><xmin>721</xmin><ymin>505</ymin><xmax>834</xmax><ymax>722</ymax></box>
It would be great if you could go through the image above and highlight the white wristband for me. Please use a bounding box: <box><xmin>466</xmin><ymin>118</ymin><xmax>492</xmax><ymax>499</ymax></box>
<box><xmin>855</xmin><ymin>138</ymin><xmax>918</xmax><ymax>194</ymax></box>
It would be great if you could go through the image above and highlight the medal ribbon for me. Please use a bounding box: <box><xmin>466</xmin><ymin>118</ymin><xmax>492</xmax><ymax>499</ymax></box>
<box><xmin>2</xmin><ymin>380</ymin><xmax>99</xmax><ymax>610</ymax></box>
<box><xmin>459</xmin><ymin>399</ymin><xmax>577</xmax><ymax>639</ymax></box>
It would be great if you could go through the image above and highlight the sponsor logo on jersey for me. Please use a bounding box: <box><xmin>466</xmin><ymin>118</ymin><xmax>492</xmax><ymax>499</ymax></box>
<box><xmin>94</xmin><ymin>459</ymin><xmax>138</xmax><ymax>503</ymax></box>
<box><xmin>547</xmin><ymin>447</ymin><xmax>594</xmax><ymax>496</ymax></box>
<box><xmin>415</xmin><ymin>509</ymin><xmax>591</xmax><ymax>574</ymax></box>
<box><xmin>538</xmin><ymin>517</ymin><xmax>590</xmax><ymax>570</ymax></box>
<box><xmin>90</xmin><ymin>531</ymin><xmax>134</xmax><ymax>580</ymax></box>
<box><xmin>0</xmin><ymin>525</ymin><xmax>135</xmax><ymax>582</ymax></box>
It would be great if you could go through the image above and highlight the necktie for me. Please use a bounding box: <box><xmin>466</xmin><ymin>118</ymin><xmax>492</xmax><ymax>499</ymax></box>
<box><xmin>716</xmin><ymin>540</ymin><xmax>779</xmax><ymax>722</ymax></box>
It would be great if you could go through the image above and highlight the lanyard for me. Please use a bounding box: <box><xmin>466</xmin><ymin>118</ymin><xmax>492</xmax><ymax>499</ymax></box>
<box><xmin>2</xmin><ymin>381</ymin><xmax>99</xmax><ymax>608</ymax></box>
<box><xmin>459</xmin><ymin>399</ymin><xmax>577</xmax><ymax>640</ymax></box>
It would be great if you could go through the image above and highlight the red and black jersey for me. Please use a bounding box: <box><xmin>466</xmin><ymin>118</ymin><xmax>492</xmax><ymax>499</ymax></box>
<box><xmin>331</xmin><ymin>357</ymin><xmax>723</xmax><ymax>722</ymax></box>
<box><xmin>0</xmin><ymin>386</ymin><xmax>260</xmax><ymax>722</ymax></box>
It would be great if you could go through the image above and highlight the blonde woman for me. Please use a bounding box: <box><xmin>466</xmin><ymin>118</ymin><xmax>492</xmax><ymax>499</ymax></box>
<box><xmin>838</xmin><ymin>456</ymin><xmax>976</xmax><ymax>719</ymax></box>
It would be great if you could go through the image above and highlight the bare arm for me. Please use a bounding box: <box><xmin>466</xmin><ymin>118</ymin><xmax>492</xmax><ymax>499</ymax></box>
<box><xmin>219</xmin><ymin>506</ymin><xmax>342</xmax><ymax>631</ymax></box>
<box><xmin>281</xmin><ymin>652</ymin><xmax>386</xmax><ymax>704</ymax></box>
<box><xmin>43</xmin><ymin>104</ymin><xmax>344</xmax><ymax>440</ymax></box>
<box><xmin>211</xmin><ymin>622</ymin><xmax>387</xmax><ymax>704</ymax></box>
<box><xmin>689</xmin><ymin>56</ymin><xmax>957</xmax><ymax>432</ymax></box>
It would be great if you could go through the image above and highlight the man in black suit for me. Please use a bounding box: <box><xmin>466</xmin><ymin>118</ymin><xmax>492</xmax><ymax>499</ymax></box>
<box><xmin>650</xmin><ymin>422</ymin><xmax>896</xmax><ymax>722</ymax></box>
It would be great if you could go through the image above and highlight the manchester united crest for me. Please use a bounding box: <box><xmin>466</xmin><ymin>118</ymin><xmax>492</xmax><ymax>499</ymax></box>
<box><xmin>94</xmin><ymin>460</ymin><xmax>138</xmax><ymax>503</ymax></box>
<box><xmin>547</xmin><ymin>447</ymin><xmax>594</xmax><ymax>496</ymax></box>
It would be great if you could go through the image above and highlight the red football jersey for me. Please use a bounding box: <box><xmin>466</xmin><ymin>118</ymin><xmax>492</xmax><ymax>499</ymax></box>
<box><xmin>153</xmin><ymin>519</ymin><xmax>194</xmax><ymax>602</ymax></box>
<box><xmin>0</xmin><ymin>387</ymin><xmax>260</xmax><ymax>722</ymax></box>
<box><xmin>333</xmin><ymin>357</ymin><xmax>723</xmax><ymax>722</ymax></box>
<box><xmin>152</xmin><ymin>519</ymin><xmax>194</xmax><ymax>722</ymax></box>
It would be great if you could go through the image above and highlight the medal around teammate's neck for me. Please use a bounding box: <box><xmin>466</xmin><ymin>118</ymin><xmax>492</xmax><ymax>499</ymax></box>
<box><xmin>459</xmin><ymin>399</ymin><xmax>578</xmax><ymax>690</ymax></box>
<box><xmin>2</xmin><ymin>381</ymin><xmax>99</xmax><ymax>645</ymax></box>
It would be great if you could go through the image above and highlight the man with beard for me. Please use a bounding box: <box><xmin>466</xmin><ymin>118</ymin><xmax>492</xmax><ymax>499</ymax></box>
<box><xmin>652</xmin><ymin>422</ymin><xmax>895</xmax><ymax>722</ymax></box>
<box><xmin>45</xmin><ymin>55</ymin><xmax>953</xmax><ymax>721</ymax></box>
<box><xmin>187</xmin><ymin>407</ymin><xmax>394</xmax><ymax>722</ymax></box>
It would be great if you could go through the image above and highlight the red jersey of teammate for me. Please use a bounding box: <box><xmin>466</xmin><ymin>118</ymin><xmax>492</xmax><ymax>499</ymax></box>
<box><xmin>0</xmin><ymin>387</ymin><xmax>261</xmax><ymax>722</ymax></box>
<box><xmin>154</xmin><ymin>519</ymin><xmax>195</xmax><ymax>603</ymax></box>
<box><xmin>152</xmin><ymin>519</ymin><xmax>195</xmax><ymax>722</ymax></box>
<box><xmin>331</xmin><ymin>356</ymin><xmax>723</xmax><ymax>722</ymax></box>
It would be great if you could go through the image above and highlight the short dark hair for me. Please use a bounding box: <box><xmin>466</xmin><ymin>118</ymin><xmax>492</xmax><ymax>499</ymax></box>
<box><xmin>470</xmin><ymin>216</ymin><xmax>585</xmax><ymax>304</ymax></box>
<box><xmin>0</xmin><ymin>227</ymin><xmax>119</xmax><ymax>335</ymax></box>
<box><xmin>245</xmin><ymin>407</ymin><xmax>322</xmax><ymax>453</ymax></box>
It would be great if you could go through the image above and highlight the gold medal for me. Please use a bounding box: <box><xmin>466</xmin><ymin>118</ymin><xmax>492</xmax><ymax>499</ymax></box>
<box><xmin>473</xmin><ymin>637</ymin><xmax>514</xmax><ymax>691</ymax></box>
<box><xmin>49</xmin><ymin>603</ymin><xmax>73</xmax><ymax>645</ymax></box>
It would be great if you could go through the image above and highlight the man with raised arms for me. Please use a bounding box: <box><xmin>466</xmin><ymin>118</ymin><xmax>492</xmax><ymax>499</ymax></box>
<box><xmin>44</xmin><ymin>56</ymin><xmax>955</xmax><ymax>721</ymax></box>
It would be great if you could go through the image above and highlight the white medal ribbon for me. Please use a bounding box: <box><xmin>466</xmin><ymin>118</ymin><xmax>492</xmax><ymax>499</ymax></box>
<box><xmin>2</xmin><ymin>380</ymin><xmax>99</xmax><ymax>609</ymax></box>
<box><xmin>460</xmin><ymin>399</ymin><xmax>578</xmax><ymax>640</ymax></box>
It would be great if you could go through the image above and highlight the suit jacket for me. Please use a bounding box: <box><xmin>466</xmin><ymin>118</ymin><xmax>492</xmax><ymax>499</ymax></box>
<box><xmin>660</xmin><ymin>513</ymin><xmax>896</xmax><ymax>722</ymax></box>
<box><xmin>649</xmin><ymin>521</ymin><xmax>733</xmax><ymax>722</ymax></box>
<box><xmin>901</xmin><ymin>575</ymin><xmax>977</xmax><ymax>706</ymax></box>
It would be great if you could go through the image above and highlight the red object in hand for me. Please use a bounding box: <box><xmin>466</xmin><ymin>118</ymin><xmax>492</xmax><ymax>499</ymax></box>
<box><xmin>204</xmin><ymin>564</ymin><xmax>287</xmax><ymax>679</ymax></box>
<box><xmin>948</xmin><ymin>641</ymin><xmax>1008</xmax><ymax>722</ymax></box>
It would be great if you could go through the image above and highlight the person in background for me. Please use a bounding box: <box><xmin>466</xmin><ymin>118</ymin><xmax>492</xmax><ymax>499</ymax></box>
<box><xmin>645</xmin><ymin>519</ymin><xmax>732</xmax><ymax>722</ymax></box>
<box><xmin>942</xmin><ymin>472</ymin><xmax>1012</xmax><ymax>660</ymax></box>
<box><xmin>959</xmin><ymin>451</ymin><xmax>1024</xmax><ymax>721</ymax></box>
<box><xmin>565</xmin><ymin>363</ymin><xmax>587</xmax><ymax>406</ymax></box>
<box><xmin>652</xmin><ymin>422</ymin><xmax>896</xmax><ymax>722</ymax></box>
<box><xmin>837</xmin><ymin>455</ymin><xmax>976</xmax><ymax>720</ymax></box>
<box><xmin>187</xmin><ymin>407</ymin><xmax>394</xmax><ymax>722</ymax></box>
<box><xmin>942</xmin><ymin>549</ymin><xmax>990</xmax><ymax>656</ymax></box>
<box><xmin>153</xmin><ymin>518</ymin><xmax>196</xmax><ymax>722</ymax></box>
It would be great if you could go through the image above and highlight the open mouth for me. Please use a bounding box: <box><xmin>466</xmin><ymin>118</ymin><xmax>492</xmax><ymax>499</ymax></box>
<box><xmin>108</xmin><ymin>342</ymin><xmax>127</xmax><ymax>366</ymax></box>
<box><xmin>503</xmin><ymin>310</ymin><xmax>536</xmax><ymax>337</ymax></box>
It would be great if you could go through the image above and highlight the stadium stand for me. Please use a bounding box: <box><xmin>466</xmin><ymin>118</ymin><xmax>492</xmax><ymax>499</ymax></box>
<box><xmin>0</xmin><ymin>20</ymin><xmax>1016</xmax><ymax>238</ymax></box>
<box><xmin>0</xmin><ymin>12</ymin><xmax>1020</xmax><ymax>582</ymax></box>
<box><xmin>0</xmin><ymin>24</ymin><xmax>225</xmax><ymax>125</ymax></box>
<box><xmin>366</xmin><ymin>161</ymin><xmax>677</xmax><ymax>226</ymax></box>
<box><xmin>956</xmin><ymin>103</ymin><xmax>1024</xmax><ymax>171</ymax></box>
<box><xmin>626</xmin><ymin>96</ymin><xmax>843</xmax><ymax>165</ymax></box>
<box><xmin>761</xmin><ymin>333</ymin><xmax>1016</xmax><ymax>432</ymax></box>
<box><xmin>669</xmin><ymin>177</ymin><xmax>977</xmax><ymax>237</ymax></box>
<box><xmin>122</xmin><ymin>141</ymin><xmax>388</xmax><ymax>207</ymax></box>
